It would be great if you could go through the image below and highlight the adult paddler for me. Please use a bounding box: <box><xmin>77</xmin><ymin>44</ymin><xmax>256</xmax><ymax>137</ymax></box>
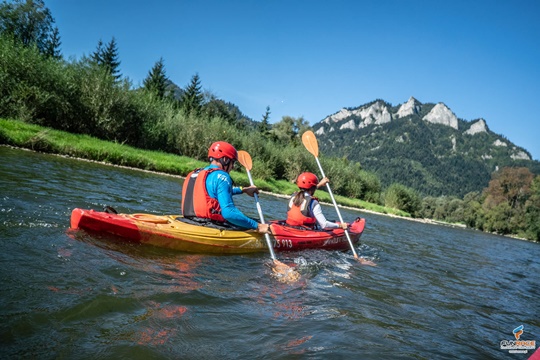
<box><xmin>181</xmin><ymin>141</ymin><xmax>270</xmax><ymax>234</ymax></box>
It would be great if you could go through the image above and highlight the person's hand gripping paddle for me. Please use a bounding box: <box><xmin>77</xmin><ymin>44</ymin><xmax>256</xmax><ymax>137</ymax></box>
<box><xmin>237</xmin><ymin>150</ymin><xmax>301</xmax><ymax>282</ymax></box>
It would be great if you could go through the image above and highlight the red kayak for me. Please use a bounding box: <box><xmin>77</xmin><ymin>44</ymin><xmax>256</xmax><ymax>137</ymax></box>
<box><xmin>269</xmin><ymin>219</ymin><xmax>365</xmax><ymax>251</ymax></box>
<box><xmin>70</xmin><ymin>208</ymin><xmax>366</xmax><ymax>254</ymax></box>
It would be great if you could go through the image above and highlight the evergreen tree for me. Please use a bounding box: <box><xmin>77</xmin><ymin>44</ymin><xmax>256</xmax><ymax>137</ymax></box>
<box><xmin>143</xmin><ymin>57</ymin><xmax>168</xmax><ymax>99</ymax></box>
<box><xmin>91</xmin><ymin>37</ymin><xmax>121</xmax><ymax>80</ymax></box>
<box><xmin>180</xmin><ymin>73</ymin><xmax>203</xmax><ymax>115</ymax></box>
<box><xmin>91</xmin><ymin>39</ymin><xmax>104</xmax><ymax>64</ymax></box>
<box><xmin>102</xmin><ymin>37</ymin><xmax>121</xmax><ymax>80</ymax></box>
<box><xmin>43</xmin><ymin>25</ymin><xmax>61</xmax><ymax>59</ymax></box>
<box><xmin>0</xmin><ymin>0</ymin><xmax>59</xmax><ymax>55</ymax></box>
<box><xmin>259</xmin><ymin>106</ymin><xmax>271</xmax><ymax>136</ymax></box>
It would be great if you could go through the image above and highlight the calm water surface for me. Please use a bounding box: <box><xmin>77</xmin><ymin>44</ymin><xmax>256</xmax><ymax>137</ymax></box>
<box><xmin>1</xmin><ymin>146</ymin><xmax>539</xmax><ymax>359</ymax></box>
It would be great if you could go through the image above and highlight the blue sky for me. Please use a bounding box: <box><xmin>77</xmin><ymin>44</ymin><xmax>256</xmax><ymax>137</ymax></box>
<box><xmin>47</xmin><ymin>0</ymin><xmax>540</xmax><ymax>160</ymax></box>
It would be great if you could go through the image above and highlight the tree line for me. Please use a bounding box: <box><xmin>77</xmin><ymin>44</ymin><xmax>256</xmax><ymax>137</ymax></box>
<box><xmin>0</xmin><ymin>1</ymin><xmax>381</xmax><ymax>198</ymax></box>
<box><xmin>1</xmin><ymin>0</ymin><xmax>538</xmax><ymax>241</ymax></box>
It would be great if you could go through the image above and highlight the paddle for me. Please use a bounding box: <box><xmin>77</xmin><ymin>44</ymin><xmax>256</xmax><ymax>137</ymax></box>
<box><xmin>302</xmin><ymin>130</ymin><xmax>376</xmax><ymax>265</ymax></box>
<box><xmin>237</xmin><ymin>150</ymin><xmax>300</xmax><ymax>282</ymax></box>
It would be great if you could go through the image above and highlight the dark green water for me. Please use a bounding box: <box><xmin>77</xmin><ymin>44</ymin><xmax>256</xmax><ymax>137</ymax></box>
<box><xmin>1</xmin><ymin>146</ymin><xmax>539</xmax><ymax>359</ymax></box>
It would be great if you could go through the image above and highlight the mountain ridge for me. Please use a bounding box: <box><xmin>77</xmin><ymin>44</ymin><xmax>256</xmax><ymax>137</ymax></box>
<box><xmin>311</xmin><ymin>97</ymin><xmax>539</xmax><ymax>197</ymax></box>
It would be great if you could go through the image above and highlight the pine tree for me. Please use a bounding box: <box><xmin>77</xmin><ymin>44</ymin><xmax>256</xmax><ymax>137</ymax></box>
<box><xmin>180</xmin><ymin>73</ymin><xmax>203</xmax><ymax>115</ymax></box>
<box><xmin>91</xmin><ymin>39</ymin><xmax>104</xmax><ymax>64</ymax></box>
<box><xmin>44</xmin><ymin>26</ymin><xmax>61</xmax><ymax>59</ymax></box>
<box><xmin>259</xmin><ymin>106</ymin><xmax>271</xmax><ymax>136</ymax></box>
<box><xmin>102</xmin><ymin>37</ymin><xmax>121</xmax><ymax>80</ymax></box>
<box><xmin>143</xmin><ymin>57</ymin><xmax>168</xmax><ymax>99</ymax></box>
<box><xmin>91</xmin><ymin>37</ymin><xmax>121</xmax><ymax>80</ymax></box>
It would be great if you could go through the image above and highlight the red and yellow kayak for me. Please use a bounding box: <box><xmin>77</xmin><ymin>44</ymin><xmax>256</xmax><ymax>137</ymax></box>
<box><xmin>70</xmin><ymin>208</ymin><xmax>366</xmax><ymax>254</ymax></box>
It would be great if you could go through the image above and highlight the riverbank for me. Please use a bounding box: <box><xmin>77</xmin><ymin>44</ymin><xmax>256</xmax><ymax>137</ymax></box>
<box><xmin>0</xmin><ymin>118</ymin><xmax>409</xmax><ymax>218</ymax></box>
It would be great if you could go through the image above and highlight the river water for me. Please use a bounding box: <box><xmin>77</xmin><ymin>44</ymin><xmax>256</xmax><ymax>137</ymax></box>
<box><xmin>1</xmin><ymin>146</ymin><xmax>539</xmax><ymax>359</ymax></box>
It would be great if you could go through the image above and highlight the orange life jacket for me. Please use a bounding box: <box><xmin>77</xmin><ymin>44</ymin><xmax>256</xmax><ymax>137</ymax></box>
<box><xmin>181</xmin><ymin>168</ymin><xmax>225</xmax><ymax>222</ymax></box>
<box><xmin>286</xmin><ymin>193</ymin><xmax>317</xmax><ymax>228</ymax></box>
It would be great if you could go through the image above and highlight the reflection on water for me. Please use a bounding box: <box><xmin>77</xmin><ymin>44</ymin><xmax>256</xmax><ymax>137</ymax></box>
<box><xmin>1</xmin><ymin>146</ymin><xmax>539</xmax><ymax>359</ymax></box>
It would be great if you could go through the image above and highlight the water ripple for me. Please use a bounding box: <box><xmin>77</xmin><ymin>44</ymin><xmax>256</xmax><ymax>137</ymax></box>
<box><xmin>2</xmin><ymin>146</ymin><xmax>539</xmax><ymax>359</ymax></box>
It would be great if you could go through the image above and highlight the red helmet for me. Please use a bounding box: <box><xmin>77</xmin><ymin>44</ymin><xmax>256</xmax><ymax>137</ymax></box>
<box><xmin>296</xmin><ymin>172</ymin><xmax>319</xmax><ymax>189</ymax></box>
<box><xmin>208</xmin><ymin>141</ymin><xmax>238</xmax><ymax>161</ymax></box>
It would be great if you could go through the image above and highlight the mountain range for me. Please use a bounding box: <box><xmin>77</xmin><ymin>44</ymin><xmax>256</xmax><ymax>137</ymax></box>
<box><xmin>311</xmin><ymin>97</ymin><xmax>540</xmax><ymax>198</ymax></box>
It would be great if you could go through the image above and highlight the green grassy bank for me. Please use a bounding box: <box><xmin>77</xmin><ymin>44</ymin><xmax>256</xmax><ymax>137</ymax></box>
<box><xmin>0</xmin><ymin>118</ymin><xmax>409</xmax><ymax>217</ymax></box>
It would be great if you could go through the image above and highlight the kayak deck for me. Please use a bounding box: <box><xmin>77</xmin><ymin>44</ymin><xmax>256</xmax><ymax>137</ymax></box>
<box><xmin>70</xmin><ymin>208</ymin><xmax>365</xmax><ymax>254</ymax></box>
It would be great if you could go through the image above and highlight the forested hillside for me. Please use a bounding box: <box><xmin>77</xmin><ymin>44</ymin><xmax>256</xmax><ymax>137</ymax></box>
<box><xmin>312</xmin><ymin>99</ymin><xmax>540</xmax><ymax>198</ymax></box>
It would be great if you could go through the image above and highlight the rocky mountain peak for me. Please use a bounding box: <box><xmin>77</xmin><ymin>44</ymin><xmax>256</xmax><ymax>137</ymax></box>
<box><xmin>322</xmin><ymin>108</ymin><xmax>353</xmax><ymax>124</ymax></box>
<box><xmin>320</xmin><ymin>98</ymin><xmax>463</xmax><ymax>132</ymax></box>
<box><xmin>464</xmin><ymin>119</ymin><xmax>488</xmax><ymax>135</ymax></box>
<box><xmin>396</xmin><ymin>96</ymin><xmax>422</xmax><ymax>118</ymax></box>
<box><xmin>512</xmin><ymin>149</ymin><xmax>531</xmax><ymax>160</ymax></box>
<box><xmin>357</xmin><ymin>101</ymin><xmax>392</xmax><ymax>128</ymax></box>
<box><xmin>320</xmin><ymin>100</ymin><xmax>392</xmax><ymax>131</ymax></box>
<box><xmin>422</xmin><ymin>103</ymin><xmax>458</xmax><ymax>129</ymax></box>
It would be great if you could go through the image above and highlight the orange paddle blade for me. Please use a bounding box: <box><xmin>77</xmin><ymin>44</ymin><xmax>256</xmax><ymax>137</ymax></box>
<box><xmin>237</xmin><ymin>150</ymin><xmax>253</xmax><ymax>171</ymax></box>
<box><xmin>301</xmin><ymin>130</ymin><xmax>319</xmax><ymax>157</ymax></box>
<box><xmin>272</xmin><ymin>260</ymin><xmax>301</xmax><ymax>283</ymax></box>
<box><xmin>358</xmin><ymin>258</ymin><xmax>377</xmax><ymax>266</ymax></box>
